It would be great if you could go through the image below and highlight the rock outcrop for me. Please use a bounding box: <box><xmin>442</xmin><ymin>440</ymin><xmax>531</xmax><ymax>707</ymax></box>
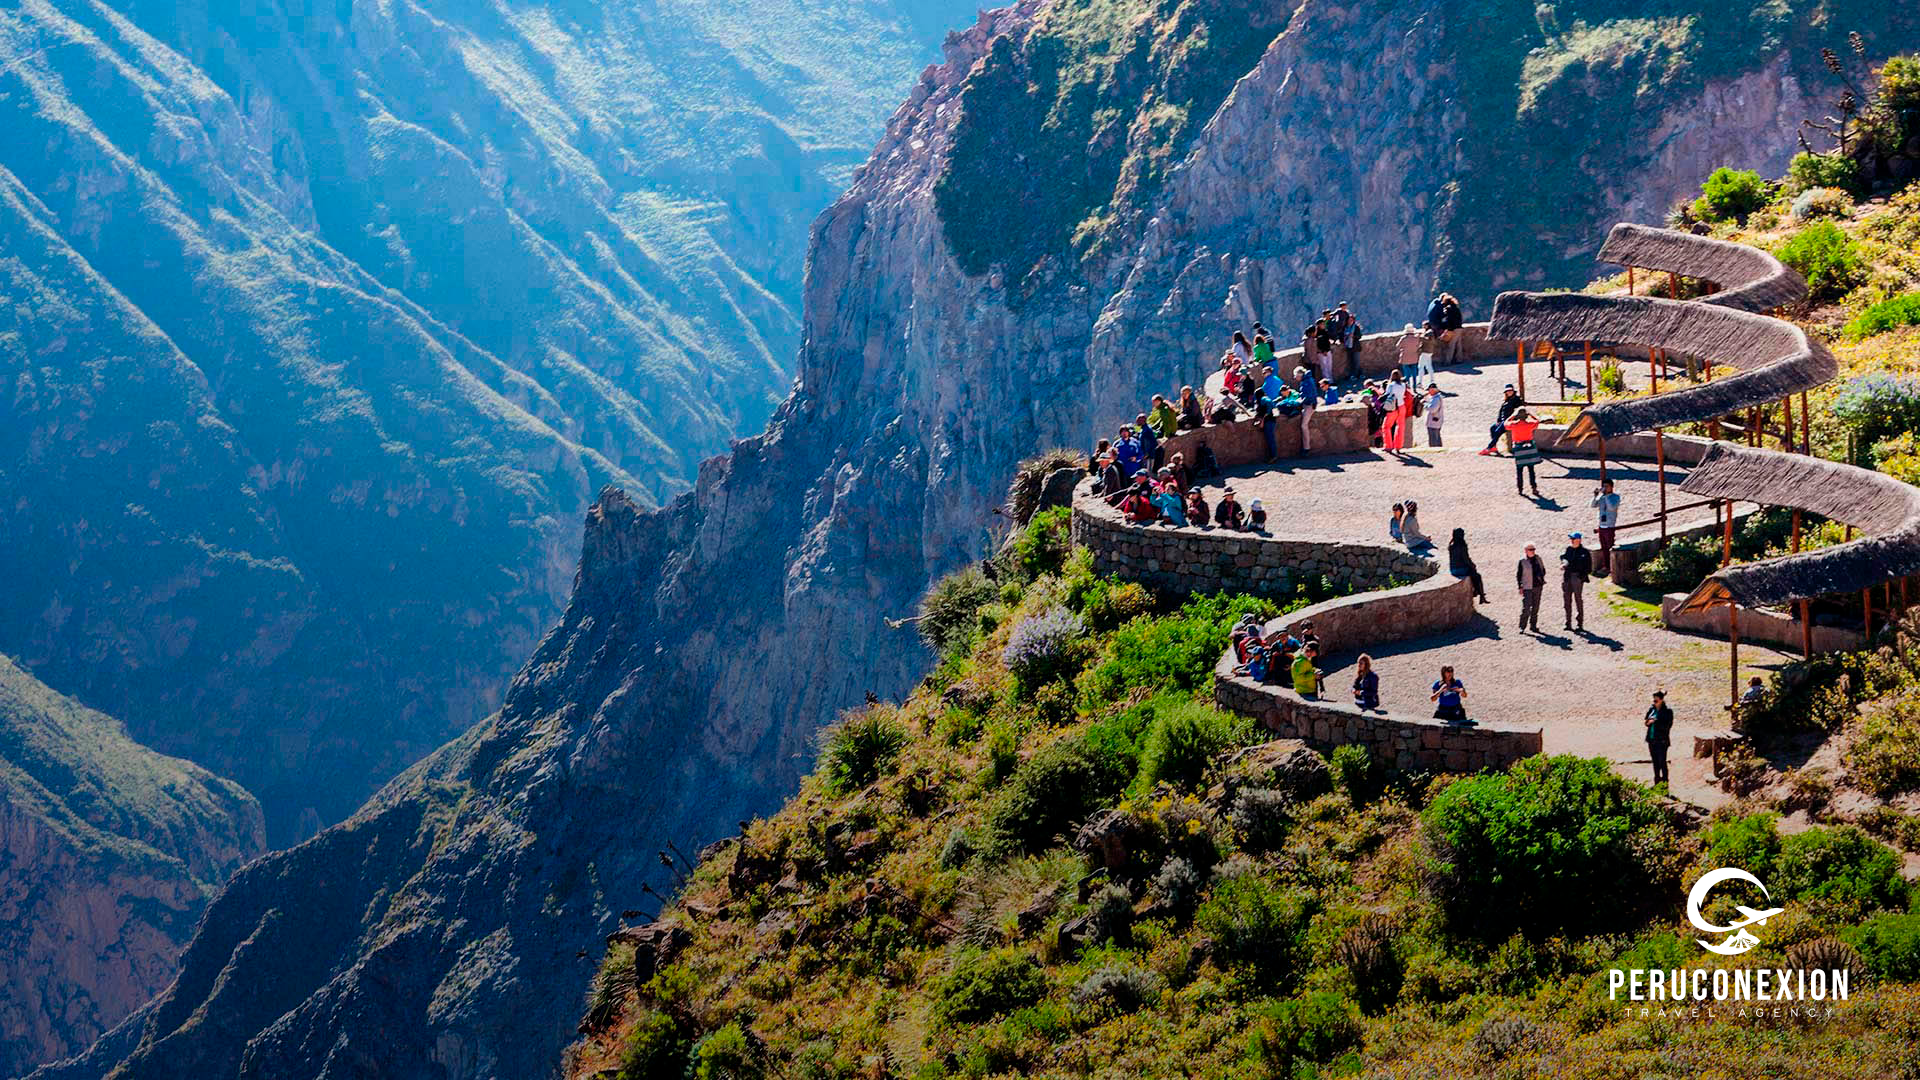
<box><xmin>53</xmin><ymin>3</ymin><xmax>1919</xmax><ymax>1078</ymax></box>
<box><xmin>0</xmin><ymin>656</ymin><xmax>264</xmax><ymax>1077</ymax></box>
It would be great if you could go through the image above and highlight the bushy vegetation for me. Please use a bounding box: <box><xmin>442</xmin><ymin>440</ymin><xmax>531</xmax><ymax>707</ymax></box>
<box><xmin>933</xmin><ymin>949</ymin><xmax>1049</xmax><ymax>1024</ymax></box>
<box><xmin>1772</xmin><ymin>825</ymin><xmax>1910</xmax><ymax>923</ymax></box>
<box><xmin>1786</xmin><ymin>151</ymin><xmax>1864</xmax><ymax>197</ymax></box>
<box><xmin>1843</xmin><ymin>291</ymin><xmax>1920</xmax><ymax>340</ymax></box>
<box><xmin>1848</xmin><ymin>698</ymin><xmax>1920</xmax><ymax>797</ymax></box>
<box><xmin>1691</xmin><ymin>167</ymin><xmax>1772</xmax><ymax>222</ymax></box>
<box><xmin>1421</xmin><ymin>756</ymin><xmax>1674</xmax><ymax>938</ymax></box>
<box><xmin>1846</xmin><ymin>912</ymin><xmax>1920</xmax><ymax>980</ymax></box>
<box><xmin>1832</xmin><ymin>374</ymin><xmax>1920</xmax><ymax>461</ymax></box>
<box><xmin>1778</xmin><ymin>221</ymin><xmax>1868</xmax><ymax>302</ymax></box>
<box><xmin>918</xmin><ymin>567</ymin><xmax>998</xmax><ymax>656</ymax></box>
<box><xmin>820</xmin><ymin>709</ymin><xmax>910</xmax><ymax>794</ymax></box>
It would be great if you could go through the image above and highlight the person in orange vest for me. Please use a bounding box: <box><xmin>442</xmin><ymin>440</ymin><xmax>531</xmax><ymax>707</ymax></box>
<box><xmin>1504</xmin><ymin>407</ymin><xmax>1543</xmax><ymax>497</ymax></box>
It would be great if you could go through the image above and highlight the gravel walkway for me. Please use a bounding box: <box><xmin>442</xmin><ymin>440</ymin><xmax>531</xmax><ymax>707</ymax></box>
<box><xmin>1189</xmin><ymin>358</ymin><xmax>1789</xmax><ymax>807</ymax></box>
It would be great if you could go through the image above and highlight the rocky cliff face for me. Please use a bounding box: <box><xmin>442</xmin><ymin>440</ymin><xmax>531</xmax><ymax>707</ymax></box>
<box><xmin>0</xmin><ymin>656</ymin><xmax>264</xmax><ymax>1077</ymax></box>
<box><xmin>53</xmin><ymin>2</ymin><xmax>1919</xmax><ymax>1078</ymax></box>
<box><xmin>0</xmin><ymin>0</ymin><xmax>972</xmax><ymax>845</ymax></box>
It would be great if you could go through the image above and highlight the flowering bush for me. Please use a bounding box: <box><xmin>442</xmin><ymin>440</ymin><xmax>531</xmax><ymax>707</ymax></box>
<box><xmin>1002</xmin><ymin>606</ymin><xmax>1086</xmax><ymax>688</ymax></box>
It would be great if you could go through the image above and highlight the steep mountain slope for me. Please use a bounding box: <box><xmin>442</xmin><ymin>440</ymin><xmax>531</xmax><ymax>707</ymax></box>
<box><xmin>52</xmin><ymin>2</ymin><xmax>1920</xmax><ymax>1079</ymax></box>
<box><xmin>0</xmin><ymin>0</ymin><xmax>974</xmax><ymax>844</ymax></box>
<box><xmin>0</xmin><ymin>655</ymin><xmax>264</xmax><ymax>1077</ymax></box>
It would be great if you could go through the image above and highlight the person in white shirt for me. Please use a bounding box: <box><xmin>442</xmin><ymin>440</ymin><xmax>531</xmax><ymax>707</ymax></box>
<box><xmin>1381</xmin><ymin>371</ymin><xmax>1409</xmax><ymax>452</ymax></box>
<box><xmin>1423</xmin><ymin>385</ymin><xmax>1445</xmax><ymax>446</ymax></box>
<box><xmin>1592</xmin><ymin>479</ymin><xmax>1622</xmax><ymax>575</ymax></box>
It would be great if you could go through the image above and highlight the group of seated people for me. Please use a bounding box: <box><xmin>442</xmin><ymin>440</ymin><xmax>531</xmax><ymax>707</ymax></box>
<box><xmin>1095</xmin><ymin>451</ymin><xmax>1268</xmax><ymax>532</ymax></box>
<box><xmin>1229</xmin><ymin>615</ymin><xmax>1325</xmax><ymax>696</ymax></box>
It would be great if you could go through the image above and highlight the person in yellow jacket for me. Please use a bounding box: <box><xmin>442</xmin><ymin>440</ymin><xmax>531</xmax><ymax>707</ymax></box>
<box><xmin>1291</xmin><ymin>641</ymin><xmax>1324</xmax><ymax>699</ymax></box>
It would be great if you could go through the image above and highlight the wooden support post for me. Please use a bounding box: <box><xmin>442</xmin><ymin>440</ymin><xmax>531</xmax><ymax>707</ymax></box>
<box><xmin>1651</xmin><ymin>347</ymin><xmax>1660</xmax><ymax>393</ymax></box>
<box><xmin>1583</xmin><ymin>340</ymin><xmax>1594</xmax><ymax>404</ymax></box>
<box><xmin>1722</xmin><ymin>502</ymin><xmax>1733</xmax><ymax>568</ymax></box>
<box><xmin>1729</xmin><ymin>603</ymin><xmax>1741</xmax><ymax>711</ymax></box>
<box><xmin>1780</xmin><ymin>396</ymin><xmax>1794</xmax><ymax>451</ymax></box>
<box><xmin>1800</xmin><ymin>598</ymin><xmax>1814</xmax><ymax>658</ymax></box>
<box><xmin>1865</xmin><ymin>588</ymin><xmax>1874</xmax><ymax>637</ymax></box>
<box><xmin>1791</xmin><ymin>510</ymin><xmax>1801</xmax><ymax>554</ymax></box>
<box><xmin>1801</xmin><ymin>392</ymin><xmax>1811</xmax><ymax>455</ymax></box>
<box><xmin>1516</xmin><ymin>342</ymin><xmax>1527</xmax><ymax>402</ymax></box>
<box><xmin>1628</xmin><ymin>266</ymin><xmax>1635</xmax><ymax>295</ymax></box>
<box><xmin>1656</xmin><ymin>428</ymin><xmax>1668</xmax><ymax>544</ymax></box>
<box><xmin>1669</xmin><ymin>270</ymin><xmax>1680</xmax><ymax>300</ymax></box>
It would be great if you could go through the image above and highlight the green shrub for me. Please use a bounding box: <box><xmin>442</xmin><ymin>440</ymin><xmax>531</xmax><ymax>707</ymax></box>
<box><xmin>1778</xmin><ymin>222</ymin><xmax>1867</xmax><ymax>303</ymax></box>
<box><xmin>1070</xmin><ymin>963</ymin><xmax>1160</xmax><ymax>1015</ymax></box>
<box><xmin>1008</xmin><ymin>506</ymin><xmax>1073</xmax><ymax>583</ymax></box>
<box><xmin>1773</xmin><ymin>825</ymin><xmax>1908</xmax><ymax>922</ymax></box>
<box><xmin>1786</xmin><ymin>151</ymin><xmax>1863</xmax><ymax>197</ymax></box>
<box><xmin>1690</xmin><ymin>167</ymin><xmax>1771</xmax><ymax>222</ymax></box>
<box><xmin>1230</xmin><ymin>787</ymin><xmax>1293</xmax><ymax>853</ymax></box>
<box><xmin>1832</xmin><ymin>375</ymin><xmax>1920</xmax><ymax>461</ymax></box>
<box><xmin>983</xmin><ymin>722</ymin><xmax>1021</xmax><ymax>786</ymax></box>
<box><xmin>821</xmin><ymin>710</ymin><xmax>910</xmax><ymax>794</ymax></box>
<box><xmin>1422</xmin><ymin>755</ymin><xmax>1673</xmax><ymax>938</ymax></box>
<box><xmin>1699</xmin><ymin>811</ymin><xmax>1783</xmax><ymax>881</ymax></box>
<box><xmin>932</xmin><ymin>949</ymin><xmax>1049</xmax><ymax>1024</ymax></box>
<box><xmin>1081</xmin><ymin>579</ymin><xmax>1156</xmax><ymax>632</ymax></box>
<box><xmin>982</xmin><ymin>734</ymin><xmax>1133</xmax><ymax>856</ymax></box>
<box><xmin>1595</xmin><ymin>359</ymin><xmax>1626</xmax><ymax>396</ymax></box>
<box><xmin>1847</xmin><ymin>699</ymin><xmax>1920</xmax><ymax>798</ymax></box>
<box><xmin>1638</xmin><ymin>535</ymin><xmax>1720</xmax><ymax>592</ymax></box>
<box><xmin>1790</xmin><ymin>186</ymin><xmax>1854</xmax><ymax>223</ymax></box>
<box><xmin>692</xmin><ymin>1021</ymin><xmax>765</xmax><ymax>1080</ymax></box>
<box><xmin>1078</xmin><ymin>592</ymin><xmax>1276</xmax><ymax>705</ymax></box>
<box><xmin>1845</xmin><ymin>912</ymin><xmax>1920</xmax><ymax>981</ymax></box>
<box><xmin>1136</xmin><ymin>697</ymin><xmax>1234</xmax><ymax>790</ymax></box>
<box><xmin>1743</xmin><ymin>648</ymin><xmax>1897</xmax><ymax>734</ymax></box>
<box><xmin>1333</xmin><ymin>915</ymin><xmax>1402</xmax><ymax>1015</ymax></box>
<box><xmin>1194</xmin><ymin>873</ymin><xmax>1314</xmax><ymax>987</ymax></box>
<box><xmin>617</xmin><ymin>1009</ymin><xmax>693</xmax><ymax>1080</ymax></box>
<box><xmin>1330</xmin><ymin>744</ymin><xmax>1379</xmax><ymax>807</ymax></box>
<box><xmin>1247</xmin><ymin>992</ymin><xmax>1360</xmax><ymax>1073</ymax></box>
<box><xmin>919</xmin><ymin>567</ymin><xmax>998</xmax><ymax>655</ymax></box>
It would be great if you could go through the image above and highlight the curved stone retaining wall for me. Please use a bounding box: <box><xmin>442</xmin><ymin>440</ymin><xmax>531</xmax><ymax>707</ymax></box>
<box><xmin>1214</xmin><ymin>663</ymin><xmax>1545</xmax><ymax>772</ymax></box>
<box><xmin>1072</xmin><ymin>478</ymin><xmax>1438</xmax><ymax>599</ymax></box>
<box><xmin>1158</xmin><ymin>403</ymin><xmax>1370</xmax><ymax>471</ymax></box>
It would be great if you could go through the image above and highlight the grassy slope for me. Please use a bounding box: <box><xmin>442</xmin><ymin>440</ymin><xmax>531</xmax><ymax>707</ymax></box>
<box><xmin>566</xmin><ymin>512</ymin><xmax>1920</xmax><ymax>1080</ymax></box>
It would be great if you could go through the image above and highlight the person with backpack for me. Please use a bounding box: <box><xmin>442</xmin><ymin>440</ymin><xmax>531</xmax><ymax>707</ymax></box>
<box><xmin>1380</xmin><ymin>371</ymin><xmax>1409</xmax><ymax>452</ymax></box>
<box><xmin>1504</xmin><ymin>408</ymin><xmax>1543</xmax><ymax>496</ymax></box>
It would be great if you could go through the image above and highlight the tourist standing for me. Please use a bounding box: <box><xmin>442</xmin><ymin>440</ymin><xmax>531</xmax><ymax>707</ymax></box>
<box><xmin>1417</xmin><ymin>330</ymin><xmax>1438</xmax><ymax>389</ymax></box>
<box><xmin>1115</xmin><ymin>424</ymin><xmax>1145</xmax><ymax>479</ymax></box>
<box><xmin>1396</xmin><ymin>323</ymin><xmax>1422</xmax><ymax>386</ymax></box>
<box><xmin>1448</xmin><ymin>528</ymin><xmax>1489</xmax><ymax>603</ymax></box>
<box><xmin>1645</xmin><ymin>690</ymin><xmax>1674</xmax><ymax>785</ymax></box>
<box><xmin>1516</xmin><ymin>543</ymin><xmax>1546</xmax><ymax>632</ymax></box>
<box><xmin>1381</xmin><ymin>371</ymin><xmax>1409</xmax><ymax>452</ymax></box>
<box><xmin>1352</xmin><ymin>654</ymin><xmax>1380</xmax><ymax>711</ymax></box>
<box><xmin>1505</xmin><ymin>408</ymin><xmax>1543</xmax><ymax>496</ymax></box>
<box><xmin>1423</xmin><ymin>385</ymin><xmax>1445</xmax><ymax>446</ymax></box>
<box><xmin>1295</xmin><ymin>365</ymin><xmax>1316</xmax><ymax>453</ymax></box>
<box><xmin>1592</xmin><ymin>479</ymin><xmax>1622</xmax><ymax>576</ymax></box>
<box><xmin>1437</xmin><ymin>292</ymin><xmax>1464</xmax><ymax>366</ymax></box>
<box><xmin>1481</xmin><ymin>385</ymin><xmax>1522</xmax><ymax>455</ymax></box>
<box><xmin>1430</xmin><ymin>666</ymin><xmax>1469</xmax><ymax>725</ymax></box>
<box><xmin>1560</xmin><ymin>531</ymin><xmax>1592</xmax><ymax>631</ymax></box>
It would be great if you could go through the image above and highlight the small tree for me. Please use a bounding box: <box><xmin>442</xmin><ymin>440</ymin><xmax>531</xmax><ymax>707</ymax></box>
<box><xmin>1690</xmin><ymin>167</ymin><xmax>1771</xmax><ymax>223</ymax></box>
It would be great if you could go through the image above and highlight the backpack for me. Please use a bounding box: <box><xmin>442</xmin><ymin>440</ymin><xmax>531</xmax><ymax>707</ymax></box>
<box><xmin>1409</xmin><ymin>392</ymin><xmax>1423</xmax><ymax>418</ymax></box>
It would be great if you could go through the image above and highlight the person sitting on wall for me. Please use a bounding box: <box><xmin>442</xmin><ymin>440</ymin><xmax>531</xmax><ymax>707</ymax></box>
<box><xmin>1400</xmin><ymin>499</ymin><xmax>1431</xmax><ymax>549</ymax></box>
<box><xmin>1389</xmin><ymin>502</ymin><xmax>1405</xmax><ymax>543</ymax></box>
<box><xmin>1352</xmin><ymin>654</ymin><xmax>1381</xmax><ymax>712</ymax></box>
<box><xmin>1150</xmin><ymin>473</ymin><xmax>1187</xmax><ymax>526</ymax></box>
<box><xmin>1249</xmin><ymin>498</ymin><xmax>1268</xmax><ymax>532</ymax></box>
<box><xmin>1178</xmin><ymin>384</ymin><xmax>1206</xmax><ymax>430</ymax></box>
<box><xmin>1481</xmin><ymin>384</ymin><xmax>1523</xmax><ymax>456</ymax></box>
<box><xmin>1431</xmin><ymin>665</ymin><xmax>1472</xmax><ymax>725</ymax></box>
<box><xmin>1120</xmin><ymin>476</ymin><xmax>1160</xmax><ymax>524</ymax></box>
<box><xmin>1185</xmin><ymin>487</ymin><xmax>1210</xmax><ymax>528</ymax></box>
<box><xmin>1215</xmin><ymin>486</ymin><xmax>1246</xmax><ymax>530</ymax></box>
<box><xmin>1292</xmin><ymin>641</ymin><xmax>1325</xmax><ymax>700</ymax></box>
<box><xmin>1231</xmin><ymin>330</ymin><xmax>1254</xmax><ymax>368</ymax></box>
<box><xmin>1196</xmin><ymin>441</ymin><xmax>1221</xmax><ymax>478</ymax></box>
<box><xmin>1165</xmin><ymin>452</ymin><xmax>1190</xmax><ymax>493</ymax></box>
<box><xmin>1095</xmin><ymin>449</ymin><xmax>1128</xmax><ymax>507</ymax></box>
<box><xmin>1149</xmin><ymin>394</ymin><xmax>1180</xmax><ymax>440</ymax></box>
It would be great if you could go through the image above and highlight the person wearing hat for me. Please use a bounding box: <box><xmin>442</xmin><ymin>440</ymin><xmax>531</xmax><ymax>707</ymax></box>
<box><xmin>1396</xmin><ymin>322</ymin><xmax>1422</xmax><ymax>385</ymax></box>
<box><xmin>1215</xmin><ymin>486</ymin><xmax>1246</xmax><ymax>530</ymax></box>
<box><xmin>1150</xmin><ymin>472</ymin><xmax>1187</xmax><ymax>526</ymax></box>
<box><xmin>1644</xmin><ymin>690</ymin><xmax>1674</xmax><ymax>785</ymax></box>
<box><xmin>1515</xmin><ymin>543</ymin><xmax>1547</xmax><ymax>632</ymax></box>
<box><xmin>1185</xmin><ymin>486</ymin><xmax>1210</xmax><ymax>528</ymax></box>
<box><xmin>1560</xmin><ymin>531</ymin><xmax>1593</xmax><ymax>631</ymax></box>
<box><xmin>1505</xmin><ymin>407</ymin><xmax>1543</xmax><ymax>496</ymax></box>
<box><xmin>1248</xmin><ymin>497</ymin><xmax>1268</xmax><ymax>532</ymax></box>
<box><xmin>1120</xmin><ymin>475</ymin><xmax>1160</xmax><ymax>524</ymax></box>
<box><xmin>1482</xmin><ymin>385</ymin><xmax>1524</xmax><ymax>455</ymax></box>
<box><xmin>1422</xmin><ymin>384</ymin><xmax>1445</xmax><ymax>446</ymax></box>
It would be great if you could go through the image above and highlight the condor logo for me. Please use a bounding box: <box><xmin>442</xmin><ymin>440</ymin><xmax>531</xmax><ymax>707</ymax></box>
<box><xmin>1686</xmin><ymin>867</ymin><xmax>1786</xmax><ymax>957</ymax></box>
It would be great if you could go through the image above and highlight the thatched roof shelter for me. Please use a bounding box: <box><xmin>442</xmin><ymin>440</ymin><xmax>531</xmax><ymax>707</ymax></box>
<box><xmin>1677</xmin><ymin>443</ymin><xmax>1920</xmax><ymax>612</ymax></box>
<box><xmin>1596</xmin><ymin>223</ymin><xmax>1808</xmax><ymax>313</ymax></box>
<box><xmin>1488</xmin><ymin>292</ymin><xmax>1837</xmax><ymax>442</ymax></box>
